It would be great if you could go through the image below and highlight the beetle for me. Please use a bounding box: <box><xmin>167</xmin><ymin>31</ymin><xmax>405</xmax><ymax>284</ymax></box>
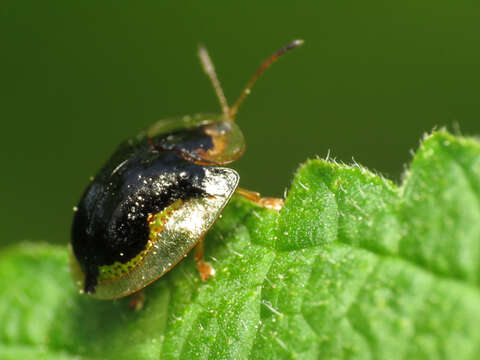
<box><xmin>70</xmin><ymin>40</ymin><xmax>304</xmax><ymax>300</ymax></box>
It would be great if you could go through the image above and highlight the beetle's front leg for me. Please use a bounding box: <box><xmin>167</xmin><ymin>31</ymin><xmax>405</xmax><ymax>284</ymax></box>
<box><xmin>235</xmin><ymin>187</ymin><xmax>284</xmax><ymax>210</ymax></box>
<box><xmin>194</xmin><ymin>235</ymin><xmax>215</xmax><ymax>281</ymax></box>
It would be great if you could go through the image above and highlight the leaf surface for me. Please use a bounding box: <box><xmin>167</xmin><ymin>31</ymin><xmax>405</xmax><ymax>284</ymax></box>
<box><xmin>1</xmin><ymin>130</ymin><xmax>480</xmax><ymax>359</ymax></box>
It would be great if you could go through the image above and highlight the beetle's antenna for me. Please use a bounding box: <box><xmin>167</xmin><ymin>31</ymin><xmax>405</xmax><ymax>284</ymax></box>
<box><xmin>229</xmin><ymin>39</ymin><xmax>304</xmax><ymax>120</ymax></box>
<box><xmin>198</xmin><ymin>44</ymin><xmax>230</xmax><ymax>117</ymax></box>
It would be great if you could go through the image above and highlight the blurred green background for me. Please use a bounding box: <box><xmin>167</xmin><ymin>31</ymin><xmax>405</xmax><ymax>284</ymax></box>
<box><xmin>2</xmin><ymin>1</ymin><xmax>479</xmax><ymax>248</ymax></box>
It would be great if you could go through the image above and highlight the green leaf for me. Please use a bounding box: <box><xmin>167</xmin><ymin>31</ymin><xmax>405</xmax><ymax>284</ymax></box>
<box><xmin>2</xmin><ymin>130</ymin><xmax>480</xmax><ymax>359</ymax></box>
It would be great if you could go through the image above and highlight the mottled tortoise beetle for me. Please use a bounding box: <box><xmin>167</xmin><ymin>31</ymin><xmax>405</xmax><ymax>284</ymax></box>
<box><xmin>71</xmin><ymin>40</ymin><xmax>304</xmax><ymax>299</ymax></box>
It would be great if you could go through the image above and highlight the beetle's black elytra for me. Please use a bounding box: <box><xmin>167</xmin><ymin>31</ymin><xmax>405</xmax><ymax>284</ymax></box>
<box><xmin>72</xmin><ymin>139</ymin><xmax>210</xmax><ymax>293</ymax></box>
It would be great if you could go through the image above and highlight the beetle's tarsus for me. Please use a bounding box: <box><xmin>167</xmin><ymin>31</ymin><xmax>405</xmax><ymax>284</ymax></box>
<box><xmin>257</xmin><ymin>197</ymin><xmax>284</xmax><ymax>210</ymax></box>
<box><xmin>235</xmin><ymin>187</ymin><xmax>284</xmax><ymax>210</ymax></box>
<box><xmin>129</xmin><ymin>291</ymin><xmax>145</xmax><ymax>311</ymax></box>
<box><xmin>197</xmin><ymin>260</ymin><xmax>216</xmax><ymax>281</ymax></box>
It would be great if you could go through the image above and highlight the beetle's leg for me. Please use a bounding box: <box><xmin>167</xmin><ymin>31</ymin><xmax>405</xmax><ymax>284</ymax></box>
<box><xmin>235</xmin><ymin>187</ymin><xmax>284</xmax><ymax>210</ymax></box>
<box><xmin>194</xmin><ymin>235</ymin><xmax>215</xmax><ymax>281</ymax></box>
<box><xmin>129</xmin><ymin>290</ymin><xmax>145</xmax><ymax>311</ymax></box>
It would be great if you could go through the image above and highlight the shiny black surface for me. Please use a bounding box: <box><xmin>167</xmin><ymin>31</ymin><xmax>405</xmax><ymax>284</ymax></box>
<box><xmin>150</xmin><ymin>124</ymin><xmax>215</xmax><ymax>162</ymax></box>
<box><xmin>72</xmin><ymin>138</ymin><xmax>208</xmax><ymax>293</ymax></box>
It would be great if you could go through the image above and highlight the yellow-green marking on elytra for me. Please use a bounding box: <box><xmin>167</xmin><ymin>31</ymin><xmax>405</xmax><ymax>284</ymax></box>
<box><xmin>98</xmin><ymin>241</ymin><xmax>154</xmax><ymax>282</ymax></box>
<box><xmin>97</xmin><ymin>199</ymin><xmax>185</xmax><ymax>283</ymax></box>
